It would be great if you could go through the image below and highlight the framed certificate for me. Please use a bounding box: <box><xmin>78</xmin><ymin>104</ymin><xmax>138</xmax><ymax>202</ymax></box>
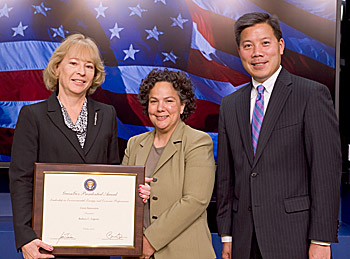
<box><xmin>33</xmin><ymin>163</ymin><xmax>145</xmax><ymax>256</ymax></box>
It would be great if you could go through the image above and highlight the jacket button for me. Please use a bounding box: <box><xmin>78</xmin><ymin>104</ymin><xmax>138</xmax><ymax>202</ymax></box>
<box><xmin>152</xmin><ymin>196</ymin><xmax>158</xmax><ymax>200</ymax></box>
<box><xmin>152</xmin><ymin>216</ymin><xmax>158</xmax><ymax>219</ymax></box>
<box><xmin>248</xmin><ymin>206</ymin><xmax>252</xmax><ymax>211</ymax></box>
<box><xmin>251</xmin><ymin>172</ymin><xmax>257</xmax><ymax>177</ymax></box>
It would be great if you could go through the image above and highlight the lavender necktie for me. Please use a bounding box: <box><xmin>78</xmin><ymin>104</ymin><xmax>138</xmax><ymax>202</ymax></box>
<box><xmin>252</xmin><ymin>85</ymin><xmax>265</xmax><ymax>155</ymax></box>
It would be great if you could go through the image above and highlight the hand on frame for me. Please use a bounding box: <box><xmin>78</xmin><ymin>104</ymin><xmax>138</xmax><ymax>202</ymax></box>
<box><xmin>139</xmin><ymin>235</ymin><xmax>155</xmax><ymax>259</ymax></box>
<box><xmin>309</xmin><ymin>243</ymin><xmax>331</xmax><ymax>259</ymax></box>
<box><xmin>22</xmin><ymin>239</ymin><xmax>55</xmax><ymax>259</ymax></box>
<box><xmin>222</xmin><ymin>241</ymin><xmax>232</xmax><ymax>259</ymax></box>
<box><xmin>139</xmin><ymin>177</ymin><xmax>155</xmax><ymax>203</ymax></box>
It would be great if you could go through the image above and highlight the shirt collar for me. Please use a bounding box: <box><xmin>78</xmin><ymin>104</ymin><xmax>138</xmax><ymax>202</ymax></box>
<box><xmin>252</xmin><ymin>65</ymin><xmax>282</xmax><ymax>94</ymax></box>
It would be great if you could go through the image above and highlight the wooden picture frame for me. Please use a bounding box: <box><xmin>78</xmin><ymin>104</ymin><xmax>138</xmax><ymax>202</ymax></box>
<box><xmin>33</xmin><ymin>163</ymin><xmax>145</xmax><ymax>257</ymax></box>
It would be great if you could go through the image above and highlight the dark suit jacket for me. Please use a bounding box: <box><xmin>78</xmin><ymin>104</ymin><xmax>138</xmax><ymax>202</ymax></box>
<box><xmin>9</xmin><ymin>92</ymin><xmax>120</xmax><ymax>250</ymax></box>
<box><xmin>215</xmin><ymin>68</ymin><xmax>342</xmax><ymax>259</ymax></box>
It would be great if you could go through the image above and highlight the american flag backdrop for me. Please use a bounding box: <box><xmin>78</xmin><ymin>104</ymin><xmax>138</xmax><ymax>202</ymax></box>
<box><xmin>0</xmin><ymin>0</ymin><xmax>337</xmax><ymax>162</ymax></box>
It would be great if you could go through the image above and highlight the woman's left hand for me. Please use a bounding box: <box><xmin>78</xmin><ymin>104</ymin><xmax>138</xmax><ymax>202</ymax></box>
<box><xmin>138</xmin><ymin>177</ymin><xmax>153</xmax><ymax>203</ymax></box>
<box><xmin>140</xmin><ymin>235</ymin><xmax>155</xmax><ymax>259</ymax></box>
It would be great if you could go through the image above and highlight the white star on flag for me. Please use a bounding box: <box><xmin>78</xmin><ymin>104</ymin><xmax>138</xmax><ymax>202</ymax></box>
<box><xmin>32</xmin><ymin>2</ymin><xmax>51</xmax><ymax>16</ymax></box>
<box><xmin>12</xmin><ymin>22</ymin><xmax>28</xmax><ymax>37</ymax></box>
<box><xmin>145</xmin><ymin>26</ymin><xmax>163</xmax><ymax>41</ymax></box>
<box><xmin>0</xmin><ymin>3</ymin><xmax>13</xmax><ymax>18</ymax></box>
<box><xmin>129</xmin><ymin>4</ymin><xmax>147</xmax><ymax>18</ymax></box>
<box><xmin>162</xmin><ymin>51</ymin><xmax>178</xmax><ymax>64</ymax></box>
<box><xmin>51</xmin><ymin>25</ymin><xmax>69</xmax><ymax>38</ymax></box>
<box><xmin>123</xmin><ymin>44</ymin><xmax>140</xmax><ymax>60</ymax></box>
<box><xmin>170</xmin><ymin>13</ymin><xmax>188</xmax><ymax>29</ymax></box>
<box><xmin>109</xmin><ymin>22</ymin><xmax>124</xmax><ymax>40</ymax></box>
<box><xmin>95</xmin><ymin>2</ymin><xmax>108</xmax><ymax>19</ymax></box>
<box><xmin>154</xmin><ymin>0</ymin><xmax>166</xmax><ymax>4</ymax></box>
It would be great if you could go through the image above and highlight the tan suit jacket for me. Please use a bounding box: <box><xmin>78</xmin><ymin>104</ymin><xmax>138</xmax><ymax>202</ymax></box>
<box><xmin>122</xmin><ymin>121</ymin><xmax>216</xmax><ymax>259</ymax></box>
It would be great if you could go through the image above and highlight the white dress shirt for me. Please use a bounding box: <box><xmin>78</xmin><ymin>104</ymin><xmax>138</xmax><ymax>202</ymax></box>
<box><xmin>249</xmin><ymin>66</ymin><xmax>281</xmax><ymax>122</ymax></box>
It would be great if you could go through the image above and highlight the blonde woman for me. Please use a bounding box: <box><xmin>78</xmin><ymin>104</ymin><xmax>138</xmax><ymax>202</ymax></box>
<box><xmin>9</xmin><ymin>34</ymin><xmax>150</xmax><ymax>259</ymax></box>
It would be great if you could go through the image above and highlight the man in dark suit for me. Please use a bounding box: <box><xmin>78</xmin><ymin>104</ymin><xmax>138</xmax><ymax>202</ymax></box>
<box><xmin>215</xmin><ymin>12</ymin><xmax>342</xmax><ymax>259</ymax></box>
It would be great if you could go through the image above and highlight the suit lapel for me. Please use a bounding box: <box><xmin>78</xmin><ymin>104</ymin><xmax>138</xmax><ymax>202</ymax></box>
<box><xmin>46</xmin><ymin>92</ymin><xmax>86</xmax><ymax>161</ymax></box>
<box><xmin>236</xmin><ymin>84</ymin><xmax>254</xmax><ymax>166</ymax></box>
<box><xmin>152</xmin><ymin>121</ymin><xmax>184</xmax><ymax>176</ymax></box>
<box><xmin>252</xmin><ymin>69</ymin><xmax>292</xmax><ymax>168</ymax></box>
<box><xmin>136</xmin><ymin>131</ymin><xmax>154</xmax><ymax>166</ymax></box>
<box><xmin>83</xmin><ymin>97</ymin><xmax>102</xmax><ymax>156</ymax></box>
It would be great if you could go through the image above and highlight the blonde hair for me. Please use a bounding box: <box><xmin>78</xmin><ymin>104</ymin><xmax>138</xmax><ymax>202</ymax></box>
<box><xmin>43</xmin><ymin>33</ymin><xmax>105</xmax><ymax>95</ymax></box>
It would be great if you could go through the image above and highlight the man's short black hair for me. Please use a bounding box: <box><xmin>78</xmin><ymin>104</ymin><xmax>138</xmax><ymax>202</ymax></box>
<box><xmin>234</xmin><ymin>12</ymin><xmax>283</xmax><ymax>46</ymax></box>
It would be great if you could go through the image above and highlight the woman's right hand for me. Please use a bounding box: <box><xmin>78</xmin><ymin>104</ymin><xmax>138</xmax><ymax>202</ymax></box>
<box><xmin>139</xmin><ymin>177</ymin><xmax>154</xmax><ymax>203</ymax></box>
<box><xmin>22</xmin><ymin>239</ymin><xmax>55</xmax><ymax>259</ymax></box>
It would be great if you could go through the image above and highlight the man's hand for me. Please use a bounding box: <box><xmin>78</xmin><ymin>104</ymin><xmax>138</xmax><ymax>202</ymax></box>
<box><xmin>222</xmin><ymin>241</ymin><xmax>232</xmax><ymax>259</ymax></box>
<box><xmin>22</xmin><ymin>239</ymin><xmax>55</xmax><ymax>259</ymax></box>
<box><xmin>309</xmin><ymin>243</ymin><xmax>331</xmax><ymax>259</ymax></box>
<box><xmin>140</xmin><ymin>235</ymin><xmax>155</xmax><ymax>259</ymax></box>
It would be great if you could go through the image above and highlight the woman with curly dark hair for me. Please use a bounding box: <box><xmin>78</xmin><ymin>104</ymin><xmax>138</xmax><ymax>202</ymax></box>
<box><xmin>122</xmin><ymin>68</ymin><xmax>216</xmax><ymax>259</ymax></box>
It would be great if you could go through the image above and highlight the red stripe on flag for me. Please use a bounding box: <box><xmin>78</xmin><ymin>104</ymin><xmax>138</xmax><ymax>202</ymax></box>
<box><xmin>0</xmin><ymin>70</ymin><xmax>51</xmax><ymax>101</ymax></box>
<box><xmin>92</xmin><ymin>89</ymin><xmax>151</xmax><ymax>126</ymax></box>
<box><xmin>186</xmin><ymin>0</ymin><xmax>238</xmax><ymax>56</ymax></box>
<box><xmin>187</xmin><ymin>48</ymin><xmax>250</xmax><ymax>85</ymax></box>
<box><xmin>282</xmin><ymin>49</ymin><xmax>335</xmax><ymax>94</ymax></box>
<box><xmin>187</xmin><ymin>99</ymin><xmax>219</xmax><ymax>132</ymax></box>
<box><xmin>92</xmin><ymin>89</ymin><xmax>219</xmax><ymax>132</ymax></box>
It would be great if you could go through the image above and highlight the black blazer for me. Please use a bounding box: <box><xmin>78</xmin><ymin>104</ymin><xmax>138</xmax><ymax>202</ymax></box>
<box><xmin>215</xmin><ymin>68</ymin><xmax>342</xmax><ymax>259</ymax></box>
<box><xmin>9</xmin><ymin>92</ymin><xmax>120</xmax><ymax>250</ymax></box>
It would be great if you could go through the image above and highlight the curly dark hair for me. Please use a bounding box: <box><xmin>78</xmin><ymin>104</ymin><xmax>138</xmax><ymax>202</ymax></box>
<box><xmin>138</xmin><ymin>68</ymin><xmax>196</xmax><ymax>121</ymax></box>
